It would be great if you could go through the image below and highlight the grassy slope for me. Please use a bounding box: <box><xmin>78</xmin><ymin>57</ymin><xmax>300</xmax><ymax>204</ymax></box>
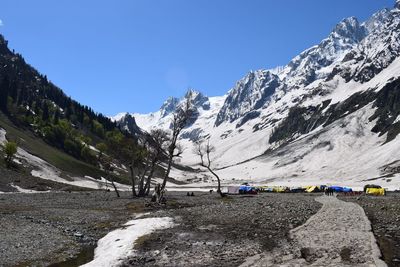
<box><xmin>0</xmin><ymin>113</ymin><xmax>130</xmax><ymax>184</ymax></box>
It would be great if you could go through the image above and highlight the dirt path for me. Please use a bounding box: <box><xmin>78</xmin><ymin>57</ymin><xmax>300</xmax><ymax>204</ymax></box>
<box><xmin>241</xmin><ymin>195</ymin><xmax>387</xmax><ymax>267</ymax></box>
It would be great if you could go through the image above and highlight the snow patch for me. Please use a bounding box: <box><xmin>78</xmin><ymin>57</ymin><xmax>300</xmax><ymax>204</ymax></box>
<box><xmin>81</xmin><ymin>217</ymin><xmax>174</xmax><ymax>267</ymax></box>
<box><xmin>10</xmin><ymin>183</ymin><xmax>51</xmax><ymax>193</ymax></box>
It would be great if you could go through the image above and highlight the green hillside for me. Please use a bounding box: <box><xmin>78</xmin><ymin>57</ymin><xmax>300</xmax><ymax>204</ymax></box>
<box><xmin>0</xmin><ymin>34</ymin><xmax>140</xmax><ymax>190</ymax></box>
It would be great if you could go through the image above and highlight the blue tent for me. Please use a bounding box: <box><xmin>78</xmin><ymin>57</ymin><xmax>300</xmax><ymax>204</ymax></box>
<box><xmin>239</xmin><ymin>185</ymin><xmax>252</xmax><ymax>192</ymax></box>
<box><xmin>239</xmin><ymin>185</ymin><xmax>257</xmax><ymax>194</ymax></box>
<box><xmin>329</xmin><ymin>186</ymin><xmax>344</xmax><ymax>192</ymax></box>
<box><xmin>328</xmin><ymin>186</ymin><xmax>352</xmax><ymax>192</ymax></box>
<box><xmin>342</xmin><ymin>187</ymin><xmax>353</xmax><ymax>192</ymax></box>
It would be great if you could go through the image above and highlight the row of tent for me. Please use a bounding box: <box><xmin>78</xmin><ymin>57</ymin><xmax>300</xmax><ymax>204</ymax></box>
<box><xmin>224</xmin><ymin>184</ymin><xmax>386</xmax><ymax>196</ymax></box>
<box><xmin>258</xmin><ymin>185</ymin><xmax>354</xmax><ymax>193</ymax></box>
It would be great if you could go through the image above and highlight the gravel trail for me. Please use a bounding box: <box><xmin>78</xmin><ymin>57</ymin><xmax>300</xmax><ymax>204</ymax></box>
<box><xmin>242</xmin><ymin>195</ymin><xmax>387</xmax><ymax>267</ymax></box>
<box><xmin>341</xmin><ymin>193</ymin><xmax>400</xmax><ymax>266</ymax></box>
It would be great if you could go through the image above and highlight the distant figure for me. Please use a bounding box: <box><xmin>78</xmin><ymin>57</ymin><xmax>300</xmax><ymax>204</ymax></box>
<box><xmin>326</xmin><ymin>188</ymin><xmax>333</xmax><ymax>196</ymax></box>
<box><xmin>187</xmin><ymin>192</ymin><xmax>190</xmax><ymax>196</ymax></box>
<box><xmin>191</xmin><ymin>192</ymin><xmax>195</xmax><ymax>197</ymax></box>
<box><xmin>209</xmin><ymin>189</ymin><xmax>214</xmax><ymax>194</ymax></box>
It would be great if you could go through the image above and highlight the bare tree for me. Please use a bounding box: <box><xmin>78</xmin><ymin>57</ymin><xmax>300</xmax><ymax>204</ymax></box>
<box><xmin>160</xmin><ymin>91</ymin><xmax>194</xmax><ymax>190</ymax></box>
<box><xmin>125</xmin><ymin>129</ymin><xmax>169</xmax><ymax>198</ymax></box>
<box><xmin>194</xmin><ymin>139</ymin><xmax>225</xmax><ymax>197</ymax></box>
<box><xmin>138</xmin><ymin>129</ymin><xmax>169</xmax><ymax>197</ymax></box>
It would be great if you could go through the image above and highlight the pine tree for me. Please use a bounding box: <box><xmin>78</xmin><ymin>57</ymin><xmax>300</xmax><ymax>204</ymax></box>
<box><xmin>42</xmin><ymin>102</ymin><xmax>50</xmax><ymax>121</ymax></box>
<box><xmin>9</xmin><ymin>80</ymin><xmax>18</xmax><ymax>103</ymax></box>
<box><xmin>54</xmin><ymin>109</ymin><xmax>60</xmax><ymax>124</ymax></box>
<box><xmin>0</xmin><ymin>76</ymin><xmax>10</xmax><ymax>113</ymax></box>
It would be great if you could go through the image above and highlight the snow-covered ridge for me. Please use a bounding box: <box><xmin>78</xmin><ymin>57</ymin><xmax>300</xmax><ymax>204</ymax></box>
<box><xmin>130</xmin><ymin>91</ymin><xmax>225</xmax><ymax>133</ymax></box>
<box><xmin>121</xmin><ymin>3</ymin><xmax>399</xmax><ymax>130</ymax></box>
<box><xmin>110</xmin><ymin>112</ymin><xmax>128</xmax><ymax>122</ymax></box>
<box><xmin>113</xmin><ymin>2</ymin><xmax>400</xmax><ymax>189</ymax></box>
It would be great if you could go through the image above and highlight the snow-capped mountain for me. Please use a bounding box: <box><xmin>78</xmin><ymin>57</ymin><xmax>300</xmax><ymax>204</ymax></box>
<box><xmin>114</xmin><ymin>113</ymin><xmax>142</xmax><ymax>136</ymax></box>
<box><xmin>114</xmin><ymin>2</ymin><xmax>400</xmax><ymax>189</ymax></box>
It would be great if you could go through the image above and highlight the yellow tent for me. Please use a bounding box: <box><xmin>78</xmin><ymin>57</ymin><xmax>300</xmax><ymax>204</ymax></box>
<box><xmin>306</xmin><ymin>186</ymin><xmax>318</xmax><ymax>193</ymax></box>
<box><xmin>273</xmin><ymin>186</ymin><xmax>287</xmax><ymax>193</ymax></box>
<box><xmin>366</xmin><ymin>188</ymin><xmax>385</xmax><ymax>196</ymax></box>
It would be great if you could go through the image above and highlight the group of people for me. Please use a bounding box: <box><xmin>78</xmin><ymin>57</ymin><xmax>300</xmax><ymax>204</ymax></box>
<box><xmin>325</xmin><ymin>187</ymin><xmax>335</xmax><ymax>196</ymax></box>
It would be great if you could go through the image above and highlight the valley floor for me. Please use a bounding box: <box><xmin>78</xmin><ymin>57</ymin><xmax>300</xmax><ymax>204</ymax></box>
<box><xmin>0</xmin><ymin>191</ymin><xmax>399</xmax><ymax>266</ymax></box>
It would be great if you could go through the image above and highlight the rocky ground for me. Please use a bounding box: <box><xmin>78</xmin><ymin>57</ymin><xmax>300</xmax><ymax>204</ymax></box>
<box><xmin>0</xmin><ymin>191</ymin><xmax>321</xmax><ymax>267</ymax></box>
<box><xmin>3</xmin><ymin>191</ymin><xmax>399</xmax><ymax>267</ymax></box>
<box><xmin>341</xmin><ymin>193</ymin><xmax>400</xmax><ymax>267</ymax></box>
<box><xmin>122</xmin><ymin>193</ymin><xmax>322</xmax><ymax>267</ymax></box>
<box><xmin>0</xmin><ymin>191</ymin><xmax>147</xmax><ymax>266</ymax></box>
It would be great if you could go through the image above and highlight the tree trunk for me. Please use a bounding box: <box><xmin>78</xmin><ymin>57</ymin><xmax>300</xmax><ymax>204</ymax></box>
<box><xmin>161</xmin><ymin>154</ymin><xmax>173</xmax><ymax>190</ymax></box>
<box><xmin>137</xmin><ymin>175</ymin><xmax>145</xmax><ymax>196</ymax></box>
<box><xmin>207</xmin><ymin>167</ymin><xmax>224</xmax><ymax>197</ymax></box>
<box><xmin>138</xmin><ymin>158</ymin><xmax>150</xmax><ymax>196</ymax></box>
<box><xmin>161</xmin><ymin>132</ymin><xmax>179</xmax><ymax>191</ymax></box>
<box><xmin>144</xmin><ymin>159</ymin><xmax>157</xmax><ymax>196</ymax></box>
<box><xmin>145</xmin><ymin>179</ymin><xmax>152</xmax><ymax>196</ymax></box>
<box><xmin>129</xmin><ymin>165</ymin><xmax>137</xmax><ymax>197</ymax></box>
<box><xmin>109</xmin><ymin>175</ymin><xmax>120</xmax><ymax>198</ymax></box>
<box><xmin>138</xmin><ymin>158</ymin><xmax>152</xmax><ymax>196</ymax></box>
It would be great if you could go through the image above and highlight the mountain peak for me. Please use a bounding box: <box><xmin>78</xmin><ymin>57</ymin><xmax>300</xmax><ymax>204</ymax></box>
<box><xmin>184</xmin><ymin>88</ymin><xmax>200</xmax><ymax>98</ymax></box>
<box><xmin>184</xmin><ymin>89</ymin><xmax>210</xmax><ymax>111</ymax></box>
<box><xmin>115</xmin><ymin>113</ymin><xmax>141</xmax><ymax>135</ymax></box>
<box><xmin>215</xmin><ymin>70</ymin><xmax>280</xmax><ymax>126</ymax></box>
<box><xmin>362</xmin><ymin>8</ymin><xmax>392</xmax><ymax>34</ymax></box>
<box><xmin>160</xmin><ymin>96</ymin><xmax>179</xmax><ymax>117</ymax></box>
<box><xmin>330</xmin><ymin>16</ymin><xmax>366</xmax><ymax>42</ymax></box>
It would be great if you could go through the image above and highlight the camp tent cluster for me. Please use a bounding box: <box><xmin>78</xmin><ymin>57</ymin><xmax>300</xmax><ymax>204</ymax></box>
<box><xmin>223</xmin><ymin>184</ymin><xmax>386</xmax><ymax>195</ymax></box>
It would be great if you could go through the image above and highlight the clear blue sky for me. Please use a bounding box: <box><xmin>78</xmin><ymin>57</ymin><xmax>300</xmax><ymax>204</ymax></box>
<box><xmin>0</xmin><ymin>0</ymin><xmax>395</xmax><ymax>115</ymax></box>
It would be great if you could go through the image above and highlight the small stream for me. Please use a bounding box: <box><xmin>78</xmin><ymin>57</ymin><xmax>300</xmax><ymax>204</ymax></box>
<box><xmin>49</xmin><ymin>245</ymin><xmax>95</xmax><ymax>267</ymax></box>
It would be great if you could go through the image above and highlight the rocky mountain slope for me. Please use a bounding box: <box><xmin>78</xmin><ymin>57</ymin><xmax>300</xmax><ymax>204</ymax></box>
<box><xmin>114</xmin><ymin>2</ymin><xmax>400</xmax><ymax>189</ymax></box>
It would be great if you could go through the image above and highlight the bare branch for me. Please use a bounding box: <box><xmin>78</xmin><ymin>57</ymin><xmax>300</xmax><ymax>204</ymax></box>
<box><xmin>161</xmin><ymin>90</ymin><xmax>195</xmax><ymax>190</ymax></box>
<box><xmin>193</xmin><ymin>140</ymin><xmax>205</xmax><ymax>167</ymax></box>
<box><xmin>194</xmin><ymin>137</ymin><xmax>224</xmax><ymax>197</ymax></box>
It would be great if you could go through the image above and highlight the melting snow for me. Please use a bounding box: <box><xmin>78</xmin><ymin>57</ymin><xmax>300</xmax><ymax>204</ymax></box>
<box><xmin>81</xmin><ymin>217</ymin><xmax>174</xmax><ymax>267</ymax></box>
<box><xmin>9</xmin><ymin>183</ymin><xmax>51</xmax><ymax>193</ymax></box>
